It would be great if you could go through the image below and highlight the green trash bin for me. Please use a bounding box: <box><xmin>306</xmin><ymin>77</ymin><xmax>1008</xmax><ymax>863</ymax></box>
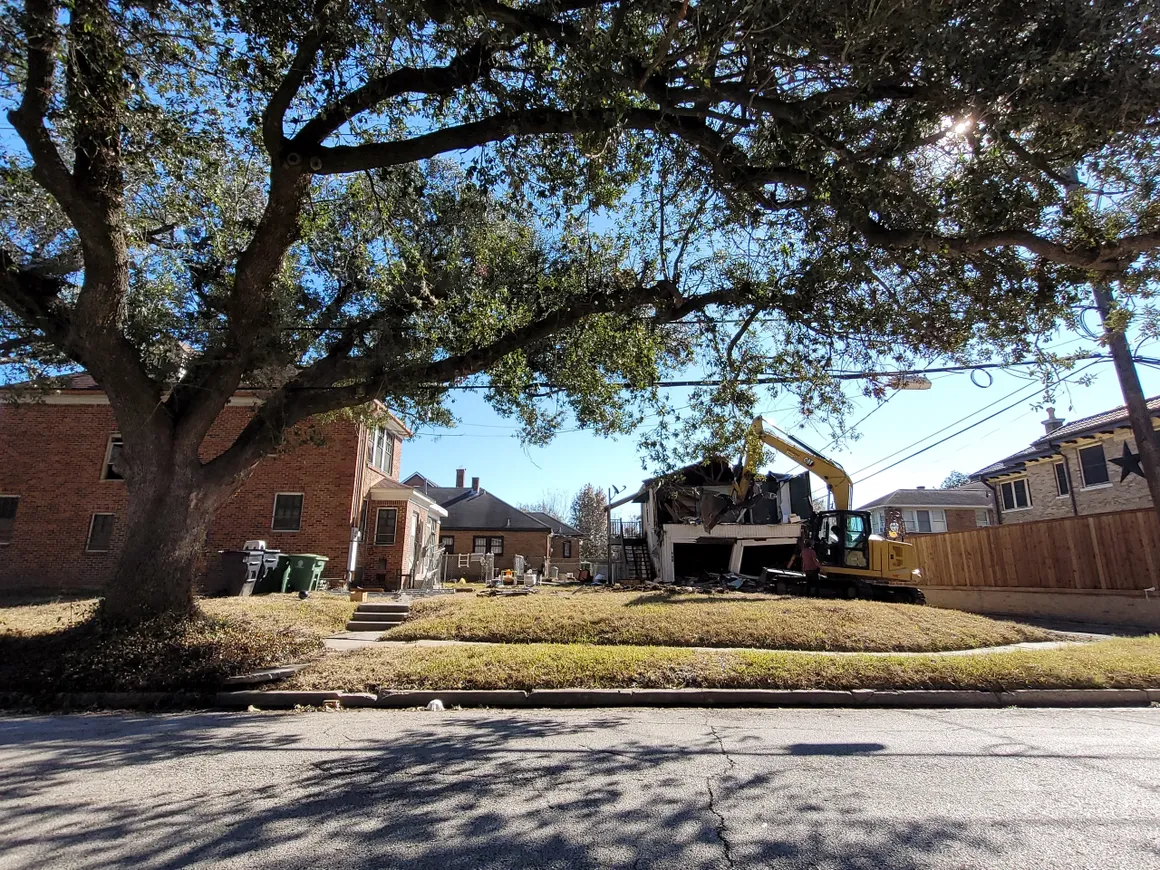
<box><xmin>282</xmin><ymin>554</ymin><xmax>330</xmax><ymax>593</ymax></box>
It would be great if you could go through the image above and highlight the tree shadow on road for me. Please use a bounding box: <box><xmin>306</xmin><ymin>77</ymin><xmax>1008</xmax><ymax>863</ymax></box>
<box><xmin>0</xmin><ymin>710</ymin><xmax>1018</xmax><ymax>869</ymax></box>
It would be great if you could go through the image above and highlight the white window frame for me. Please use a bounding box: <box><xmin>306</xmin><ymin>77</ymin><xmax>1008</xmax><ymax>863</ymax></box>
<box><xmin>999</xmin><ymin>478</ymin><xmax>1032</xmax><ymax>512</ymax></box>
<box><xmin>0</xmin><ymin>495</ymin><xmax>19</xmax><ymax>545</ymax></box>
<box><xmin>473</xmin><ymin>536</ymin><xmax>504</xmax><ymax>555</ymax></box>
<box><xmin>439</xmin><ymin>534</ymin><xmax>455</xmax><ymax>553</ymax></box>
<box><xmin>903</xmin><ymin>509</ymin><xmax>946</xmax><ymax>533</ymax></box>
<box><xmin>975</xmin><ymin>509</ymin><xmax>991</xmax><ymax>528</ymax></box>
<box><xmin>367</xmin><ymin>428</ymin><xmax>395</xmax><ymax>475</ymax></box>
<box><xmin>1077</xmin><ymin>444</ymin><xmax>1112</xmax><ymax>489</ymax></box>
<box><xmin>271</xmin><ymin>492</ymin><xmax>304</xmax><ymax>532</ymax></box>
<box><xmin>100</xmin><ymin>434</ymin><xmax>124</xmax><ymax>481</ymax></box>
<box><xmin>375</xmin><ymin>507</ymin><xmax>398</xmax><ymax>546</ymax></box>
<box><xmin>86</xmin><ymin>512</ymin><xmax>116</xmax><ymax>553</ymax></box>
<box><xmin>1053</xmin><ymin>461</ymin><xmax>1070</xmax><ymax>498</ymax></box>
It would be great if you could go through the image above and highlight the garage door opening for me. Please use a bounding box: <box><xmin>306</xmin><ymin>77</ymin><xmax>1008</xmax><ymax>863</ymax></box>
<box><xmin>672</xmin><ymin>542</ymin><xmax>734</xmax><ymax>578</ymax></box>
<box><xmin>738</xmin><ymin>544</ymin><xmax>796</xmax><ymax>575</ymax></box>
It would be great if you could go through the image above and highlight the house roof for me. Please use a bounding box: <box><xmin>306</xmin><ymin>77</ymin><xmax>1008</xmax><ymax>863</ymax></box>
<box><xmin>971</xmin><ymin>395</ymin><xmax>1160</xmax><ymax>480</ymax></box>
<box><xmin>858</xmin><ymin>483</ymin><xmax>994</xmax><ymax>510</ymax></box>
<box><xmin>402</xmin><ymin>472</ymin><xmax>438</xmax><ymax>488</ymax></box>
<box><xmin>425</xmin><ymin>487</ymin><xmax>552</xmax><ymax>532</ymax></box>
<box><xmin>1031</xmin><ymin>395</ymin><xmax>1160</xmax><ymax>446</ymax></box>
<box><xmin>526</xmin><ymin>511</ymin><xmax>584</xmax><ymax>537</ymax></box>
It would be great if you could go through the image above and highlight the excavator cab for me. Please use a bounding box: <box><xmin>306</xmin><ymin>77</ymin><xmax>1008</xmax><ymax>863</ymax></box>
<box><xmin>807</xmin><ymin>510</ymin><xmax>872</xmax><ymax>571</ymax></box>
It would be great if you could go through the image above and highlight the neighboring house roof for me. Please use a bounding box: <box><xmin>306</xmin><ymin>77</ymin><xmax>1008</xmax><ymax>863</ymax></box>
<box><xmin>526</xmin><ymin>511</ymin><xmax>584</xmax><ymax>537</ymax></box>
<box><xmin>426</xmin><ymin>487</ymin><xmax>552</xmax><ymax>531</ymax></box>
<box><xmin>971</xmin><ymin>395</ymin><xmax>1160</xmax><ymax>481</ymax></box>
<box><xmin>969</xmin><ymin>445</ymin><xmax>1053</xmax><ymax>480</ymax></box>
<box><xmin>858</xmin><ymin>483</ymin><xmax>994</xmax><ymax>510</ymax></box>
<box><xmin>1031</xmin><ymin>396</ymin><xmax>1160</xmax><ymax>445</ymax></box>
<box><xmin>403</xmin><ymin>472</ymin><xmax>438</xmax><ymax>488</ymax></box>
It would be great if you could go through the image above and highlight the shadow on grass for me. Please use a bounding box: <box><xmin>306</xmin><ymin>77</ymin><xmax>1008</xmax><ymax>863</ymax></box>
<box><xmin>0</xmin><ymin>711</ymin><xmax>1022</xmax><ymax>870</ymax></box>
<box><xmin>0</xmin><ymin>613</ymin><xmax>322</xmax><ymax>701</ymax></box>
<box><xmin>621</xmin><ymin>591</ymin><xmax>787</xmax><ymax>607</ymax></box>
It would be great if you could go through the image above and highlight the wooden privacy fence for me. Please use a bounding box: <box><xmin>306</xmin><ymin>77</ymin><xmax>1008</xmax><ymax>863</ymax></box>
<box><xmin>912</xmin><ymin>507</ymin><xmax>1160</xmax><ymax>592</ymax></box>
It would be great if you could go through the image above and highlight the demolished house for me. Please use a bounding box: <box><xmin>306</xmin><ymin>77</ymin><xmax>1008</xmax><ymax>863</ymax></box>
<box><xmin>610</xmin><ymin>457</ymin><xmax>816</xmax><ymax>584</ymax></box>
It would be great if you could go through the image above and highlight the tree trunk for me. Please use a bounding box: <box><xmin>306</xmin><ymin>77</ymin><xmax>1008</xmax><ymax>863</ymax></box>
<box><xmin>98</xmin><ymin>456</ymin><xmax>233</xmax><ymax>623</ymax></box>
<box><xmin>1092</xmin><ymin>284</ymin><xmax>1160</xmax><ymax>525</ymax></box>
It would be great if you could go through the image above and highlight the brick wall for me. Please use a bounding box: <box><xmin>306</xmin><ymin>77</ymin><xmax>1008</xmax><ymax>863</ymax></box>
<box><xmin>549</xmin><ymin>534</ymin><xmax>583</xmax><ymax>575</ymax></box>
<box><xmin>0</xmin><ymin>397</ymin><xmax>406</xmax><ymax>592</ymax></box>
<box><xmin>991</xmin><ymin>428</ymin><xmax>1152</xmax><ymax>525</ymax></box>
<box><xmin>438</xmin><ymin>529</ymin><xmax>550</xmax><ymax>573</ymax></box>
<box><xmin>360</xmin><ymin>499</ymin><xmax>413</xmax><ymax>588</ymax></box>
<box><xmin>0</xmin><ymin>402</ymin><xmax>130</xmax><ymax>591</ymax></box>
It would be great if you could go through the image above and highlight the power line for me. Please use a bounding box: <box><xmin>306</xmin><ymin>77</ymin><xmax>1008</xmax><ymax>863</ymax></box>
<box><xmin>851</xmin><ymin>360</ymin><xmax>1102</xmax><ymax>486</ymax></box>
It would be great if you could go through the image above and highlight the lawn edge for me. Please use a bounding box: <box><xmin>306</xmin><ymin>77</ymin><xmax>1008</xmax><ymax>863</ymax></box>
<box><xmin>217</xmin><ymin>687</ymin><xmax>1160</xmax><ymax>709</ymax></box>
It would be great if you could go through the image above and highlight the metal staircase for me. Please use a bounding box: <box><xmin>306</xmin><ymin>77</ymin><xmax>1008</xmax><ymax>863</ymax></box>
<box><xmin>621</xmin><ymin>538</ymin><xmax>655</xmax><ymax>581</ymax></box>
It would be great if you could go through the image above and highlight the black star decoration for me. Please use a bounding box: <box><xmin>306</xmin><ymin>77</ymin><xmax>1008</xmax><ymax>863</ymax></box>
<box><xmin>1109</xmin><ymin>443</ymin><xmax>1146</xmax><ymax>482</ymax></box>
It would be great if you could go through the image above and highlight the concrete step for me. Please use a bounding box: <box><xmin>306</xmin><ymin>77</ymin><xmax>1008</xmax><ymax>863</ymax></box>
<box><xmin>345</xmin><ymin>618</ymin><xmax>406</xmax><ymax>632</ymax></box>
<box><xmin>354</xmin><ymin>603</ymin><xmax>411</xmax><ymax>614</ymax></box>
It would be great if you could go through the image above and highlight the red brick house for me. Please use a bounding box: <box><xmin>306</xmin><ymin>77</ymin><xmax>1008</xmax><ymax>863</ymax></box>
<box><xmin>0</xmin><ymin>374</ymin><xmax>446</xmax><ymax>592</ymax></box>
<box><xmin>404</xmin><ymin>470</ymin><xmax>583</xmax><ymax>576</ymax></box>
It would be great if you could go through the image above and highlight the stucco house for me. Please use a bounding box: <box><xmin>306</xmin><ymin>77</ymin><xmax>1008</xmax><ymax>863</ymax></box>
<box><xmin>970</xmin><ymin>399</ymin><xmax>1159</xmax><ymax>524</ymax></box>
<box><xmin>858</xmin><ymin>484</ymin><xmax>996</xmax><ymax>535</ymax></box>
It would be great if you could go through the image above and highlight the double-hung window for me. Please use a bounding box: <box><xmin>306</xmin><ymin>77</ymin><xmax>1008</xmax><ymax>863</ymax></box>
<box><xmin>999</xmin><ymin>478</ymin><xmax>1031</xmax><ymax>511</ymax></box>
<box><xmin>1053</xmin><ymin>461</ymin><xmax>1070</xmax><ymax>497</ymax></box>
<box><xmin>272</xmin><ymin>493</ymin><xmax>303</xmax><ymax>531</ymax></box>
<box><xmin>375</xmin><ymin>508</ymin><xmax>398</xmax><ymax>545</ymax></box>
<box><xmin>0</xmin><ymin>496</ymin><xmax>18</xmax><ymax>544</ymax></box>
<box><xmin>473</xmin><ymin>536</ymin><xmax>504</xmax><ymax>555</ymax></box>
<box><xmin>367</xmin><ymin>428</ymin><xmax>395</xmax><ymax>475</ymax></box>
<box><xmin>1078</xmin><ymin>444</ymin><xmax>1110</xmax><ymax>487</ymax></box>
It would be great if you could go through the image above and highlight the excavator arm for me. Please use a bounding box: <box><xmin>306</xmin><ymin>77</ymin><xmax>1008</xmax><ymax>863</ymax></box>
<box><xmin>742</xmin><ymin>417</ymin><xmax>853</xmax><ymax>511</ymax></box>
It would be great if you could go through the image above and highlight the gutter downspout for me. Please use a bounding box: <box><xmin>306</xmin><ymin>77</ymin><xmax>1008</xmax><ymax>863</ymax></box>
<box><xmin>1061</xmin><ymin>451</ymin><xmax>1080</xmax><ymax>516</ymax></box>
<box><xmin>983</xmin><ymin>480</ymin><xmax>1003</xmax><ymax>526</ymax></box>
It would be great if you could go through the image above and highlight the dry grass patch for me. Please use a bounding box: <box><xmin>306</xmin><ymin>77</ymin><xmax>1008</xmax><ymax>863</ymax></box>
<box><xmin>0</xmin><ymin>593</ymin><xmax>356</xmax><ymax>703</ymax></box>
<box><xmin>385</xmin><ymin>591</ymin><xmax>1053</xmax><ymax>652</ymax></box>
<box><xmin>284</xmin><ymin>636</ymin><xmax>1160</xmax><ymax>693</ymax></box>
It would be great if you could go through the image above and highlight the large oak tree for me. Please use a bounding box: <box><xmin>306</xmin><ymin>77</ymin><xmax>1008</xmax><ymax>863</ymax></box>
<box><xmin>2</xmin><ymin>0</ymin><xmax>1159</xmax><ymax>620</ymax></box>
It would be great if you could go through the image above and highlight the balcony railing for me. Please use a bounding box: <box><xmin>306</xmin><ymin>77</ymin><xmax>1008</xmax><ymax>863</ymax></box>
<box><xmin>611</xmin><ymin>518</ymin><xmax>644</xmax><ymax>539</ymax></box>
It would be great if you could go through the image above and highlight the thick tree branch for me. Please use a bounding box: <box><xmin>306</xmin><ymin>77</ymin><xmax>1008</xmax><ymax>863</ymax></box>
<box><xmin>859</xmin><ymin>218</ymin><xmax>1156</xmax><ymax>271</ymax></box>
<box><xmin>262</xmin><ymin>2</ymin><xmax>331</xmax><ymax>157</ymax></box>
<box><xmin>292</xmin><ymin>43</ymin><xmax>492</xmax><ymax>146</ymax></box>
<box><xmin>6</xmin><ymin>0</ymin><xmax>91</xmax><ymax>235</ymax></box>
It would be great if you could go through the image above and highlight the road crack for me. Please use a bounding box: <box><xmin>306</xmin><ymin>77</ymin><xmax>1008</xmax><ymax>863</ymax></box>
<box><xmin>704</xmin><ymin>719</ymin><xmax>737</xmax><ymax>866</ymax></box>
<box><xmin>705</xmin><ymin>778</ymin><xmax>735</xmax><ymax>867</ymax></box>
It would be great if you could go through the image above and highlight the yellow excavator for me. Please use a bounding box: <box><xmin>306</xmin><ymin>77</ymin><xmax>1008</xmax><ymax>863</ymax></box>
<box><xmin>739</xmin><ymin>417</ymin><xmax>925</xmax><ymax>604</ymax></box>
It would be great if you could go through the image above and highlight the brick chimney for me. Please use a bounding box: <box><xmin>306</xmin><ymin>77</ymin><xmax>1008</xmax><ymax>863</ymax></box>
<box><xmin>471</xmin><ymin>476</ymin><xmax>480</xmax><ymax>492</ymax></box>
<box><xmin>455</xmin><ymin>468</ymin><xmax>466</xmax><ymax>487</ymax></box>
<box><xmin>1042</xmin><ymin>407</ymin><xmax>1065</xmax><ymax>435</ymax></box>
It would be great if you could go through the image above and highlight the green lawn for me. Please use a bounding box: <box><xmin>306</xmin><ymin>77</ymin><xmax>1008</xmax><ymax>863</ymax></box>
<box><xmin>284</xmin><ymin>636</ymin><xmax>1160</xmax><ymax>693</ymax></box>
<box><xmin>384</xmin><ymin>590</ymin><xmax>1054</xmax><ymax>652</ymax></box>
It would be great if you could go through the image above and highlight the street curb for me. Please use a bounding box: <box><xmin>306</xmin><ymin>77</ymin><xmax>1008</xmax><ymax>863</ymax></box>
<box><xmin>215</xmin><ymin>687</ymin><xmax>1160</xmax><ymax>710</ymax></box>
<box><xmin>0</xmin><ymin>691</ymin><xmax>213</xmax><ymax>710</ymax></box>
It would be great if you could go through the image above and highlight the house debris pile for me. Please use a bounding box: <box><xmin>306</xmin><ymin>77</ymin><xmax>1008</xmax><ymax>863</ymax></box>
<box><xmin>608</xmin><ymin>455</ymin><xmax>816</xmax><ymax>586</ymax></box>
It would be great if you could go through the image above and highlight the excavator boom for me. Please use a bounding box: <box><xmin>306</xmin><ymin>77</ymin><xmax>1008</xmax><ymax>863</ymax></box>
<box><xmin>743</xmin><ymin>417</ymin><xmax>853</xmax><ymax>511</ymax></box>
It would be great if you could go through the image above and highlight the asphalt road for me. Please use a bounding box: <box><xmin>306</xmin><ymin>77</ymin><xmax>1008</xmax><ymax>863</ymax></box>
<box><xmin>1</xmin><ymin>707</ymin><xmax>1159</xmax><ymax>869</ymax></box>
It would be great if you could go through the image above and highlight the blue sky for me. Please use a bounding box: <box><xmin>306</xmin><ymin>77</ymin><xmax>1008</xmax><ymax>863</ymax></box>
<box><xmin>401</xmin><ymin>329</ymin><xmax>1160</xmax><ymax>516</ymax></box>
